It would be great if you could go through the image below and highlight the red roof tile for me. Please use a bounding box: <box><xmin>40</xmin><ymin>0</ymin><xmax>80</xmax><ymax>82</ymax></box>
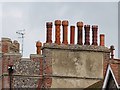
<box><xmin>109</xmin><ymin>59</ymin><xmax>120</xmax><ymax>85</ymax></box>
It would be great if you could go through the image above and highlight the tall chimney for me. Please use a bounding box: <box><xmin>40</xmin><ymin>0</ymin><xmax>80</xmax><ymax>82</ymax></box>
<box><xmin>100</xmin><ymin>34</ymin><xmax>105</xmax><ymax>46</ymax></box>
<box><xmin>84</xmin><ymin>25</ymin><xmax>90</xmax><ymax>45</ymax></box>
<box><xmin>36</xmin><ymin>41</ymin><xmax>42</xmax><ymax>54</ymax></box>
<box><xmin>46</xmin><ymin>22</ymin><xmax>52</xmax><ymax>43</ymax></box>
<box><xmin>70</xmin><ymin>26</ymin><xmax>75</xmax><ymax>44</ymax></box>
<box><xmin>55</xmin><ymin>20</ymin><xmax>61</xmax><ymax>45</ymax></box>
<box><xmin>62</xmin><ymin>20</ymin><xmax>68</xmax><ymax>45</ymax></box>
<box><xmin>77</xmin><ymin>22</ymin><xmax>83</xmax><ymax>45</ymax></box>
<box><xmin>92</xmin><ymin>25</ymin><xmax>98</xmax><ymax>45</ymax></box>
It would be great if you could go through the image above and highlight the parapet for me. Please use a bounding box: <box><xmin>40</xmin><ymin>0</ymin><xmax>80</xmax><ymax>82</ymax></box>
<box><xmin>1</xmin><ymin>37</ymin><xmax>20</xmax><ymax>53</ymax></box>
<box><xmin>42</xmin><ymin>43</ymin><xmax>110</xmax><ymax>53</ymax></box>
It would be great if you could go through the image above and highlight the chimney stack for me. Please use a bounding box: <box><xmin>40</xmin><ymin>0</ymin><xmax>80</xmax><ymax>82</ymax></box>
<box><xmin>62</xmin><ymin>20</ymin><xmax>68</xmax><ymax>45</ymax></box>
<box><xmin>46</xmin><ymin>22</ymin><xmax>53</xmax><ymax>43</ymax></box>
<box><xmin>92</xmin><ymin>25</ymin><xmax>98</xmax><ymax>45</ymax></box>
<box><xmin>84</xmin><ymin>25</ymin><xmax>90</xmax><ymax>45</ymax></box>
<box><xmin>70</xmin><ymin>26</ymin><xmax>75</xmax><ymax>44</ymax></box>
<box><xmin>36</xmin><ymin>41</ymin><xmax>42</xmax><ymax>54</ymax></box>
<box><xmin>100</xmin><ymin>34</ymin><xmax>105</xmax><ymax>46</ymax></box>
<box><xmin>55</xmin><ymin>20</ymin><xmax>61</xmax><ymax>45</ymax></box>
<box><xmin>77</xmin><ymin>22</ymin><xmax>83</xmax><ymax>45</ymax></box>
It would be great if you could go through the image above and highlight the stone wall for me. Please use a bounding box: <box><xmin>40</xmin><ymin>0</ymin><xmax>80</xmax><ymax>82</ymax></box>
<box><xmin>0</xmin><ymin>38</ymin><xmax>44</xmax><ymax>89</ymax></box>
<box><xmin>1</xmin><ymin>53</ymin><xmax>21</xmax><ymax>88</ymax></box>
<box><xmin>12</xmin><ymin>54</ymin><xmax>43</xmax><ymax>88</ymax></box>
<box><xmin>42</xmin><ymin>43</ymin><xmax>110</xmax><ymax>88</ymax></box>
<box><xmin>0</xmin><ymin>53</ymin><xmax>43</xmax><ymax>89</ymax></box>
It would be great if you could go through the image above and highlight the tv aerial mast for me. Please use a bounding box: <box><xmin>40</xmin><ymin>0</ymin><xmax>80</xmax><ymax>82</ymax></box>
<box><xmin>16</xmin><ymin>29</ymin><xmax>25</xmax><ymax>56</ymax></box>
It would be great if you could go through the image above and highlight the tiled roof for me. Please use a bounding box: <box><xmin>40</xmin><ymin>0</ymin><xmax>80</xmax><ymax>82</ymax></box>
<box><xmin>109</xmin><ymin>59</ymin><xmax>120</xmax><ymax>86</ymax></box>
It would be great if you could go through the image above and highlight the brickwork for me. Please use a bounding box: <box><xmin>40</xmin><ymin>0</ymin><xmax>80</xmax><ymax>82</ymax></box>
<box><xmin>42</xmin><ymin>48</ymin><xmax>52</xmax><ymax>88</ymax></box>
<box><xmin>0</xmin><ymin>38</ymin><xmax>44</xmax><ymax>89</ymax></box>
<box><xmin>1</xmin><ymin>38</ymin><xmax>20</xmax><ymax>53</ymax></box>
<box><xmin>0</xmin><ymin>20</ymin><xmax>115</xmax><ymax>89</ymax></box>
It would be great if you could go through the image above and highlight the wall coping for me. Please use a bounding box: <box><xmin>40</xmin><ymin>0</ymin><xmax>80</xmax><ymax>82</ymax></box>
<box><xmin>3</xmin><ymin>53</ymin><xmax>21</xmax><ymax>56</ymax></box>
<box><xmin>42</xmin><ymin>43</ymin><xmax>110</xmax><ymax>53</ymax></box>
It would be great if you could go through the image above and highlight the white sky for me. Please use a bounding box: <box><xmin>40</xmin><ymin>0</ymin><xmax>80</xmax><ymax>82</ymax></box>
<box><xmin>0</xmin><ymin>1</ymin><xmax>119</xmax><ymax>58</ymax></box>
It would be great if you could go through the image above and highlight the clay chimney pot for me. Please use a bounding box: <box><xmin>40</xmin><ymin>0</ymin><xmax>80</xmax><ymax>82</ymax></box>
<box><xmin>36</xmin><ymin>41</ymin><xmax>42</xmax><ymax>47</ymax></box>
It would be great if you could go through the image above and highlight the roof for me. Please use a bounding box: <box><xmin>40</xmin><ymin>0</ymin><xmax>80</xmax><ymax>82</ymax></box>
<box><xmin>109</xmin><ymin>59</ymin><xmax>120</xmax><ymax>86</ymax></box>
<box><xmin>84</xmin><ymin>80</ymin><xmax>103</xmax><ymax>89</ymax></box>
<box><xmin>103</xmin><ymin>59</ymin><xmax>120</xmax><ymax>89</ymax></box>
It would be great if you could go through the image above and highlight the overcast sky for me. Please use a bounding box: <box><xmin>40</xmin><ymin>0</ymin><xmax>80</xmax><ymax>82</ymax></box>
<box><xmin>0</xmin><ymin>1</ymin><xmax>119</xmax><ymax>58</ymax></box>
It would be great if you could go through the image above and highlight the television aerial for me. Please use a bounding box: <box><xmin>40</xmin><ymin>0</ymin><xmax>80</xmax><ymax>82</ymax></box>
<box><xmin>16</xmin><ymin>29</ymin><xmax>25</xmax><ymax>56</ymax></box>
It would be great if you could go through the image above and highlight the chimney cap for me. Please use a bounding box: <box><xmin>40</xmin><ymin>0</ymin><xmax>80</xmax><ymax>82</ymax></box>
<box><xmin>36</xmin><ymin>41</ymin><xmax>42</xmax><ymax>47</ymax></box>
<box><xmin>46</xmin><ymin>22</ymin><xmax>52</xmax><ymax>26</ymax></box>
<box><xmin>92</xmin><ymin>25</ymin><xmax>98</xmax><ymax>29</ymax></box>
<box><xmin>77</xmin><ymin>22</ymin><xmax>83</xmax><ymax>27</ymax></box>
<box><xmin>55</xmin><ymin>20</ymin><xmax>61</xmax><ymax>25</ymax></box>
<box><xmin>100</xmin><ymin>34</ymin><xmax>105</xmax><ymax>36</ymax></box>
<box><xmin>84</xmin><ymin>25</ymin><xmax>90</xmax><ymax>28</ymax></box>
<box><xmin>62</xmin><ymin>20</ymin><xmax>69</xmax><ymax>26</ymax></box>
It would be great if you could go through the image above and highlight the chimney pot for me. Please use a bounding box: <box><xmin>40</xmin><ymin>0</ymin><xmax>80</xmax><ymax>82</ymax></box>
<box><xmin>92</xmin><ymin>25</ymin><xmax>98</xmax><ymax>46</ymax></box>
<box><xmin>55</xmin><ymin>20</ymin><xmax>61</xmax><ymax>45</ymax></box>
<box><xmin>62</xmin><ymin>20</ymin><xmax>69</xmax><ymax>45</ymax></box>
<box><xmin>46</xmin><ymin>22</ymin><xmax>53</xmax><ymax>43</ymax></box>
<box><xmin>77</xmin><ymin>22</ymin><xmax>83</xmax><ymax>45</ymax></box>
<box><xmin>70</xmin><ymin>26</ymin><xmax>75</xmax><ymax>44</ymax></box>
<box><xmin>36</xmin><ymin>41</ymin><xmax>42</xmax><ymax>54</ymax></box>
<box><xmin>100</xmin><ymin>34</ymin><xmax>105</xmax><ymax>46</ymax></box>
<box><xmin>110</xmin><ymin>45</ymin><xmax>115</xmax><ymax>59</ymax></box>
<box><xmin>84</xmin><ymin>25</ymin><xmax>90</xmax><ymax>45</ymax></box>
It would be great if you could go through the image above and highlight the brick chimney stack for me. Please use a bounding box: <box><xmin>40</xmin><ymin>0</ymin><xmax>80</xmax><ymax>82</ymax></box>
<box><xmin>100</xmin><ymin>34</ymin><xmax>105</xmax><ymax>46</ymax></box>
<box><xmin>92</xmin><ymin>25</ymin><xmax>98</xmax><ymax>45</ymax></box>
<box><xmin>77</xmin><ymin>22</ymin><xmax>83</xmax><ymax>45</ymax></box>
<box><xmin>46</xmin><ymin>22</ymin><xmax>53</xmax><ymax>43</ymax></box>
<box><xmin>36</xmin><ymin>41</ymin><xmax>42</xmax><ymax>54</ymax></box>
<box><xmin>62</xmin><ymin>20</ymin><xmax>68</xmax><ymax>45</ymax></box>
<box><xmin>55</xmin><ymin>20</ymin><xmax>61</xmax><ymax>45</ymax></box>
<box><xmin>84</xmin><ymin>25</ymin><xmax>90</xmax><ymax>45</ymax></box>
<box><xmin>70</xmin><ymin>26</ymin><xmax>75</xmax><ymax>44</ymax></box>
